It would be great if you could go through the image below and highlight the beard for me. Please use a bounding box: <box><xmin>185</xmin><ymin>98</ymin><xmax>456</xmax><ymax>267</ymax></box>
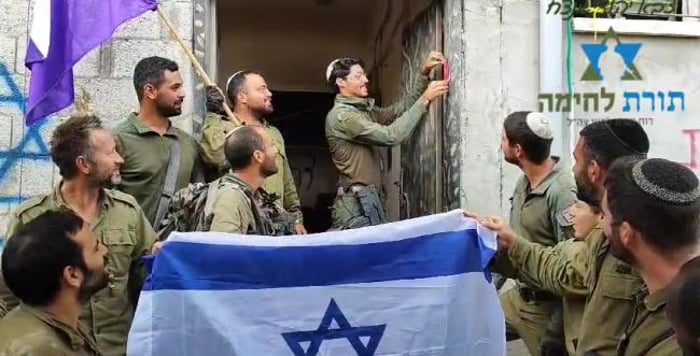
<box><xmin>503</xmin><ymin>150</ymin><xmax>520</xmax><ymax>166</ymax></box>
<box><xmin>576</xmin><ymin>173</ymin><xmax>600</xmax><ymax>201</ymax></box>
<box><xmin>88</xmin><ymin>163</ymin><xmax>119</xmax><ymax>188</ymax></box>
<box><xmin>78</xmin><ymin>267</ymin><xmax>110</xmax><ymax>303</ymax></box>
<box><xmin>250</xmin><ymin>103</ymin><xmax>273</xmax><ymax>117</ymax></box>
<box><xmin>261</xmin><ymin>156</ymin><xmax>279</xmax><ymax>177</ymax></box>
<box><xmin>607</xmin><ymin>227</ymin><xmax>635</xmax><ymax>266</ymax></box>
<box><xmin>155</xmin><ymin>98</ymin><xmax>182</xmax><ymax>117</ymax></box>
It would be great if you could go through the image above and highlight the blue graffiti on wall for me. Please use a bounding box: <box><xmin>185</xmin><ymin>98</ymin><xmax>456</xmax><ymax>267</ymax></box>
<box><xmin>0</xmin><ymin>61</ymin><xmax>51</xmax><ymax>206</ymax></box>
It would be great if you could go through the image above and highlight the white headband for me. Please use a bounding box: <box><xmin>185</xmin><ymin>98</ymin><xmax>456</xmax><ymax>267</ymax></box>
<box><xmin>526</xmin><ymin>112</ymin><xmax>553</xmax><ymax>139</ymax></box>
<box><xmin>225</xmin><ymin>70</ymin><xmax>244</xmax><ymax>93</ymax></box>
<box><xmin>325</xmin><ymin>59</ymin><xmax>341</xmax><ymax>82</ymax></box>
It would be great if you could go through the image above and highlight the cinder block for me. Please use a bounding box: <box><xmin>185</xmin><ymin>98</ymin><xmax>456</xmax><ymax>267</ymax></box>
<box><xmin>18</xmin><ymin>158</ymin><xmax>55</xmax><ymax>197</ymax></box>
<box><xmin>72</xmin><ymin>77</ymin><xmax>140</xmax><ymax>126</ymax></box>
<box><xmin>109</xmin><ymin>39</ymin><xmax>193</xmax><ymax>81</ymax></box>
<box><xmin>0</xmin><ymin>0</ymin><xmax>30</xmax><ymax>38</ymax></box>
<box><xmin>114</xmin><ymin>9</ymin><xmax>162</xmax><ymax>40</ymax></box>
<box><xmin>0</xmin><ymin>35</ymin><xmax>16</xmax><ymax>71</ymax></box>
<box><xmin>160</xmin><ymin>1</ymin><xmax>193</xmax><ymax>42</ymax></box>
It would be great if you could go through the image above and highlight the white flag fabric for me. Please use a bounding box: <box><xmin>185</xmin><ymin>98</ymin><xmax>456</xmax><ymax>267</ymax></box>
<box><xmin>127</xmin><ymin>210</ymin><xmax>505</xmax><ymax>356</ymax></box>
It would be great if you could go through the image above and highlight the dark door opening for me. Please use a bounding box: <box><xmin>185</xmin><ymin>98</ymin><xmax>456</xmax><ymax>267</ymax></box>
<box><xmin>267</xmin><ymin>91</ymin><xmax>337</xmax><ymax>233</ymax></box>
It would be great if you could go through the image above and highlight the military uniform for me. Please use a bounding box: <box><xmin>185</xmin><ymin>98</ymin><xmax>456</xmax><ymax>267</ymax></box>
<box><xmin>615</xmin><ymin>287</ymin><xmax>679</xmax><ymax>355</ymax></box>
<box><xmin>0</xmin><ymin>185</ymin><xmax>157</xmax><ymax>356</ymax></box>
<box><xmin>325</xmin><ymin>76</ymin><xmax>429</xmax><ymax>229</ymax></box>
<box><xmin>508</xmin><ymin>225</ymin><xmax>647</xmax><ymax>355</ymax></box>
<box><xmin>552</xmin><ymin>239</ymin><xmax>587</xmax><ymax>355</ymax></box>
<box><xmin>497</xmin><ymin>158</ymin><xmax>576</xmax><ymax>356</ymax></box>
<box><xmin>199</xmin><ymin>112</ymin><xmax>303</xmax><ymax>226</ymax></box>
<box><xmin>0</xmin><ymin>304</ymin><xmax>100</xmax><ymax>355</ymax></box>
<box><xmin>209</xmin><ymin>172</ymin><xmax>288</xmax><ymax>235</ymax></box>
<box><xmin>114</xmin><ymin>113</ymin><xmax>204</xmax><ymax>227</ymax></box>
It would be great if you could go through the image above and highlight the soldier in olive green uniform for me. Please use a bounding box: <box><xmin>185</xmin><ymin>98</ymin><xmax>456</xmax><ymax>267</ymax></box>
<box><xmin>0</xmin><ymin>211</ymin><xmax>106</xmax><ymax>355</ymax></box>
<box><xmin>598</xmin><ymin>157</ymin><xmax>700</xmax><ymax>355</ymax></box>
<box><xmin>494</xmin><ymin>112</ymin><xmax>577</xmax><ymax>356</ymax></box>
<box><xmin>324</xmin><ymin>52</ymin><xmax>449</xmax><ymax>230</ymax></box>
<box><xmin>114</xmin><ymin>56</ymin><xmax>204</xmax><ymax>230</ymax></box>
<box><xmin>209</xmin><ymin>125</ymin><xmax>290</xmax><ymax>235</ymax></box>
<box><xmin>199</xmin><ymin>70</ymin><xmax>305</xmax><ymax>234</ymax></box>
<box><xmin>0</xmin><ymin>115</ymin><xmax>158</xmax><ymax>356</ymax></box>
<box><xmin>474</xmin><ymin>119</ymin><xmax>684</xmax><ymax>356</ymax></box>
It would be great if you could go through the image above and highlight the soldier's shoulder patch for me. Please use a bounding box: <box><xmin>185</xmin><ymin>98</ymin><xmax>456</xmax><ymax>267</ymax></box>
<box><xmin>556</xmin><ymin>204</ymin><xmax>575</xmax><ymax>226</ymax></box>
<box><xmin>107</xmin><ymin>189</ymin><xmax>140</xmax><ymax>208</ymax></box>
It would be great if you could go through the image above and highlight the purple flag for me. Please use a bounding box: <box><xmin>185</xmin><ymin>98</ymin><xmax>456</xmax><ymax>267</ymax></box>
<box><xmin>25</xmin><ymin>0</ymin><xmax>158</xmax><ymax>126</ymax></box>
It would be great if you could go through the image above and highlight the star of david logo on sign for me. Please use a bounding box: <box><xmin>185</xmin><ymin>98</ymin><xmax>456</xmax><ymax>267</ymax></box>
<box><xmin>581</xmin><ymin>27</ymin><xmax>643</xmax><ymax>81</ymax></box>
<box><xmin>282</xmin><ymin>299</ymin><xmax>386</xmax><ymax>356</ymax></box>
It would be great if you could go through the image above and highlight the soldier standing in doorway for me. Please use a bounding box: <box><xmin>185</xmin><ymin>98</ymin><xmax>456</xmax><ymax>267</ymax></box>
<box><xmin>200</xmin><ymin>70</ymin><xmax>306</xmax><ymax>234</ymax></box>
<box><xmin>324</xmin><ymin>51</ymin><xmax>449</xmax><ymax>230</ymax></box>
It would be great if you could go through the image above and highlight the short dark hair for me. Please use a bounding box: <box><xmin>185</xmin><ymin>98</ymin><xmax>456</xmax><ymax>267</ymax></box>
<box><xmin>225</xmin><ymin>70</ymin><xmax>260</xmax><ymax>107</ymax></box>
<box><xmin>605</xmin><ymin>157</ymin><xmax>700</xmax><ymax>254</ymax></box>
<box><xmin>576</xmin><ymin>190</ymin><xmax>601</xmax><ymax>214</ymax></box>
<box><xmin>503</xmin><ymin>111</ymin><xmax>552</xmax><ymax>164</ymax></box>
<box><xmin>327</xmin><ymin>57</ymin><xmax>364</xmax><ymax>93</ymax></box>
<box><xmin>579</xmin><ymin>119</ymin><xmax>649</xmax><ymax>169</ymax></box>
<box><xmin>50</xmin><ymin>115</ymin><xmax>103</xmax><ymax>179</ymax></box>
<box><xmin>667</xmin><ymin>257</ymin><xmax>700</xmax><ymax>340</ymax></box>
<box><xmin>224</xmin><ymin>126</ymin><xmax>265</xmax><ymax>170</ymax></box>
<box><xmin>133</xmin><ymin>56</ymin><xmax>179</xmax><ymax>102</ymax></box>
<box><xmin>2</xmin><ymin>210</ymin><xmax>87</xmax><ymax>307</ymax></box>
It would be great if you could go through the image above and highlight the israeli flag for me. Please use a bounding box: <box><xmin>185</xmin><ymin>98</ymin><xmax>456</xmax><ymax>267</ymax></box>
<box><xmin>127</xmin><ymin>210</ymin><xmax>505</xmax><ymax>355</ymax></box>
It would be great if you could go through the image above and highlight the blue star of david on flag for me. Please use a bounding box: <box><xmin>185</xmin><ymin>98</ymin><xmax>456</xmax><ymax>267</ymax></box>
<box><xmin>282</xmin><ymin>299</ymin><xmax>386</xmax><ymax>356</ymax></box>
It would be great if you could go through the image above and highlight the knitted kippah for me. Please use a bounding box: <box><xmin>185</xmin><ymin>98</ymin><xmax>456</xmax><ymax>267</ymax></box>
<box><xmin>631</xmin><ymin>158</ymin><xmax>700</xmax><ymax>204</ymax></box>
<box><xmin>525</xmin><ymin>112</ymin><xmax>553</xmax><ymax>139</ymax></box>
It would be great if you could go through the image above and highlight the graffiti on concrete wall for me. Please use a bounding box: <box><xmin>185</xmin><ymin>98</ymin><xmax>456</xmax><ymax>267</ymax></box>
<box><xmin>0</xmin><ymin>61</ymin><xmax>51</xmax><ymax>207</ymax></box>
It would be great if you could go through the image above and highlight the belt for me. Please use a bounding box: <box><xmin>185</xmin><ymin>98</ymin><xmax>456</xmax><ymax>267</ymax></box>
<box><xmin>337</xmin><ymin>183</ymin><xmax>368</xmax><ymax>196</ymax></box>
<box><xmin>518</xmin><ymin>287</ymin><xmax>558</xmax><ymax>303</ymax></box>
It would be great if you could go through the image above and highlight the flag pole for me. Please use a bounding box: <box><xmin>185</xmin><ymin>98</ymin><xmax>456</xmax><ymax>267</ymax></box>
<box><xmin>156</xmin><ymin>5</ymin><xmax>240</xmax><ymax>125</ymax></box>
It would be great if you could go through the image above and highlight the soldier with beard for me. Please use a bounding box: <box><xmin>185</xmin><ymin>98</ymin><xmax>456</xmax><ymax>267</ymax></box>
<box><xmin>201</xmin><ymin>71</ymin><xmax>306</xmax><ymax>234</ymax></box>
<box><xmin>209</xmin><ymin>125</ymin><xmax>290</xmax><ymax>235</ymax></box>
<box><xmin>470</xmin><ymin>118</ymin><xmax>652</xmax><ymax>355</ymax></box>
<box><xmin>114</xmin><ymin>56</ymin><xmax>204</xmax><ymax>229</ymax></box>
<box><xmin>0</xmin><ymin>115</ymin><xmax>158</xmax><ymax>356</ymax></box>
<box><xmin>601</xmin><ymin>157</ymin><xmax>699</xmax><ymax>355</ymax></box>
<box><xmin>495</xmin><ymin>111</ymin><xmax>577</xmax><ymax>356</ymax></box>
<box><xmin>0</xmin><ymin>211</ymin><xmax>108</xmax><ymax>355</ymax></box>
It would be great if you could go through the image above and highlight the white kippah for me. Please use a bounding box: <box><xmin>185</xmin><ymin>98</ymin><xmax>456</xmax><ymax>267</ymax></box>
<box><xmin>225</xmin><ymin>70</ymin><xmax>244</xmax><ymax>93</ymax></box>
<box><xmin>325</xmin><ymin>59</ymin><xmax>341</xmax><ymax>82</ymax></box>
<box><xmin>526</xmin><ymin>112</ymin><xmax>553</xmax><ymax>139</ymax></box>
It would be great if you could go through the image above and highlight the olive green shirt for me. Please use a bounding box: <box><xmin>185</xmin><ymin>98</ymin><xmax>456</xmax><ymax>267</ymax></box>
<box><xmin>325</xmin><ymin>76</ymin><xmax>429</xmax><ymax>188</ymax></box>
<box><xmin>0</xmin><ymin>304</ymin><xmax>100</xmax><ymax>356</ymax></box>
<box><xmin>199</xmin><ymin>113</ymin><xmax>303</xmax><ymax>224</ymax></box>
<box><xmin>114</xmin><ymin>113</ymin><xmax>204</xmax><ymax>226</ymax></box>
<box><xmin>554</xmin><ymin>239</ymin><xmax>587</xmax><ymax>356</ymax></box>
<box><xmin>493</xmin><ymin>158</ymin><xmax>577</xmax><ymax>279</ymax></box>
<box><xmin>209</xmin><ymin>173</ymin><xmax>271</xmax><ymax>235</ymax></box>
<box><xmin>508</xmin><ymin>226</ymin><xmax>645</xmax><ymax>355</ymax></box>
<box><xmin>616</xmin><ymin>288</ymin><xmax>679</xmax><ymax>356</ymax></box>
<box><xmin>1</xmin><ymin>185</ymin><xmax>157</xmax><ymax>356</ymax></box>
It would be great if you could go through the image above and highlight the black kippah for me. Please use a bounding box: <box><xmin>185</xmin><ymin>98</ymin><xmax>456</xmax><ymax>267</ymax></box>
<box><xmin>605</xmin><ymin>119</ymin><xmax>650</xmax><ymax>155</ymax></box>
<box><xmin>632</xmin><ymin>158</ymin><xmax>700</xmax><ymax>204</ymax></box>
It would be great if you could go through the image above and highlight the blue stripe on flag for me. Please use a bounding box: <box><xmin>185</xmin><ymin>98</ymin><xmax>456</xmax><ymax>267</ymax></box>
<box><xmin>144</xmin><ymin>228</ymin><xmax>494</xmax><ymax>291</ymax></box>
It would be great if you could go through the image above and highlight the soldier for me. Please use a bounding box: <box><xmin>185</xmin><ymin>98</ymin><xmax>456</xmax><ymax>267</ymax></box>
<box><xmin>540</xmin><ymin>191</ymin><xmax>601</xmax><ymax>356</ymax></box>
<box><xmin>494</xmin><ymin>111</ymin><xmax>577</xmax><ymax>356</ymax></box>
<box><xmin>200</xmin><ymin>70</ymin><xmax>306</xmax><ymax>234</ymax></box>
<box><xmin>0</xmin><ymin>115</ymin><xmax>158</xmax><ymax>356</ymax></box>
<box><xmin>324</xmin><ymin>52</ymin><xmax>449</xmax><ymax>230</ymax></box>
<box><xmin>599</xmin><ymin>157</ymin><xmax>699</xmax><ymax>355</ymax></box>
<box><xmin>666</xmin><ymin>256</ymin><xmax>700</xmax><ymax>355</ymax></box>
<box><xmin>114</xmin><ymin>56</ymin><xmax>204</xmax><ymax>229</ymax></box>
<box><xmin>469</xmin><ymin>119</ymin><xmax>652</xmax><ymax>355</ymax></box>
<box><xmin>209</xmin><ymin>125</ymin><xmax>292</xmax><ymax>235</ymax></box>
<box><xmin>0</xmin><ymin>211</ymin><xmax>106</xmax><ymax>355</ymax></box>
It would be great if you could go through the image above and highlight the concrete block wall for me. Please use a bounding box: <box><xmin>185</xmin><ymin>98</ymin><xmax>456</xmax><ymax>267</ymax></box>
<box><xmin>0</xmin><ymin>0</ymin><xmax>198</xmax><ymax>237</ymax></box>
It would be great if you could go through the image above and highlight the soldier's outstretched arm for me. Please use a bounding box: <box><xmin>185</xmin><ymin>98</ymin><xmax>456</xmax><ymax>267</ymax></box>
<box><xmin>341</xmin><ymin>80</ymin><xmax>447</xmax><ymax>146</ymax></box>
<box><xmin>199</xmin><ymin>112</ymin><xmax>230</xmax><ymax>173</ymax></box>
<box><xmin>370</xmin><ymin>75</ymin><xmax>429</xmax><ymax>125</ymax></box>
<box><xmin>371</xmin><ymin>50</ymin><xmax>446</xmax><ymax>124</ymax></box>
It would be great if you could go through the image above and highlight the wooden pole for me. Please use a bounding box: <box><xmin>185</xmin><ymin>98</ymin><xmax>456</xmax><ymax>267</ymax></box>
<box><xmin>156</xmin><ymin>5</ymin><xmax>240</xmax><ymax>125</ymax></box>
